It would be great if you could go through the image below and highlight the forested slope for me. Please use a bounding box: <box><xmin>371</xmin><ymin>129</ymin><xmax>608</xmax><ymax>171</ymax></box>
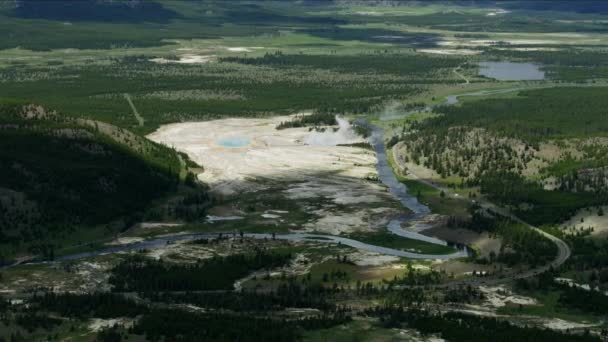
<box><xmin>0</xmin><ymin>102</ymin><xmax>185</xmax><ymax>260</ymax></box>
<box><xmin>397</xmin><ymin>87</ymin><xmax>608</xmax><ymax>225</ymax></box>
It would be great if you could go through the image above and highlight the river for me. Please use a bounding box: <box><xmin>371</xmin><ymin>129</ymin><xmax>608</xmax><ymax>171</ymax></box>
<box><xmin>36</xmin><ymin>89</ymin><xmax>536</xmax><ymax>265</ymax></box>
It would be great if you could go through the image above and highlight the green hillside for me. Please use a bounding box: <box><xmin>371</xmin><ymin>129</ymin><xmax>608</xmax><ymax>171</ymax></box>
<box><xmin>0</xmin><ymin>102</ymin><xmax>186</xmax><ymax>260</ymax></box>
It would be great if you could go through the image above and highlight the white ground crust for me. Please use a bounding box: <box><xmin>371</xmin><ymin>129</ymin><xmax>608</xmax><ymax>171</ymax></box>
<box><xmin>88</xmin><ymin>318</ymin><xmax>133</xmax><ymax>332</ymax></box>
<box><xmin>148</xmin><ymin>115</ymin><xmax>373</xmax><ymax>195</ymax></box>
<box><xmin>350</xmin><ymin>252</ymin><xmax>400</xmax><ymax>266</ymax></box>
<box><xmin>543</xmin><ymin>318</ymin><xmax>598</xmax><ymax>331</ymax></box>
<box><xmin>148</xmin><ymin>115</ymin><xmax>400</xmax><ymax>235</ymax></box>
<box><xmin>479</xmin><ymin>285</ymin><xmax>537</xmax><ymax>308</ymax></box>
<box><xmin>225</xmin><ymin>46</ymin><xmax>263</xmax><ymax>52</ymax></box>
<box><xmin>106</xmin><ymin>237</ymin><xmax>144</xmax><ymax>246</ymax></box>
<box><xmin>149</xmin><ymin>54</ymin><xmax>216</xmax><ymax>64</ymax></box>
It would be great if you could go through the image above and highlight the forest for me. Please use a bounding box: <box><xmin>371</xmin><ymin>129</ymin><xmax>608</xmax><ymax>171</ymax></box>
<box><xmin>0</xmin><ymin>102</ymin><xmax>201</xmax><ymax>260</ymax></box>
<box><xmin>30</xmin><ymin>292</ymin><xmax>147</xmax><ymax>319</ymax></box>
<box><xmin>449</xmin><ymin>208</ymin><xmax>557</xmax><ymax>264</ymax></box>
<box><xmin>0</xmin><ymin>290</ymin><xmax>350</xmax><ymax>342</ymax></box>
<box><xmin>220</xmin><ymin>51</ymin><xmax>464</xmax><ymax>76</ymax></box>
<box><xmin>143</xmin><ymin>283</ymin><xmax>336</xmax><ymax>312</ymax></box>
<box><xmin>399</xmin><ymin>87</ymin><xmax>608</xmax><ymax>225</ymax></box>
<box><xmin>0</xmin><ymin>54</ymin><xmax>446</xmax><ymax>134</ymax></box>
<box><xmin>129</xmin><ymin>308</ymin><xmax>351</xmax><ymax>342</ymax></box>
<box><xmin>109</xmin><ymin>250</ymin><xmax>293</xmax><ymax>292</ymax></box>
<box><xmin>516</xmin><ymin>269</ymin><xmax>608</xmax><ymax>316</ymax></box>
<box><xmin>276</xmin><ymin>111</ymin><xmax>337</xmax><ymax>130</ymax></box>
<box><xmin>428</xmin><ymin>87</ymin><xmax>608</xmax><ymax>142</ymax></box>
<box><xmin>478</xmin><ymin>171</ymin><xmax>606</xmax><ymax>225</ymax></box>
<box><xmin>367</xmin><ymin>306</ymin><xmax>601</xmax><ymax>342</ymax></box>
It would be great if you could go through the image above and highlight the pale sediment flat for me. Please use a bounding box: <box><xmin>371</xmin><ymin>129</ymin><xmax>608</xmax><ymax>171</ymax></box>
<box><xmin>148</xmin><ymin>115</ymin><xmax>375</xmax><ymax>196</ymax></box>
<box><xmin>148</xmin><ymin>115</ymin><xmax>401</xmax><ymax>235</ymax></box>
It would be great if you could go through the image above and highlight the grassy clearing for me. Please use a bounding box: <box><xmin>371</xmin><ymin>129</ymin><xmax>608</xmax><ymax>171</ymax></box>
<box><xmin>401</xmin><ymin>179</ymin><xmax>469</xmax><ymax>216</ymax></box>
<box><xmin>498</xmin><ymin>290</ymin><xmax>598</xmax><ymax>323</ymax></box>
<box><xmin>369</xmin><ymin>111</ymin><xmax>439</xmax><ymax>135</ymax></box>
<box><xmin>49</xmin><ymin>229</ymin><xmax>112</xmax><ymax>259</ymax></box>
<box><xmin>245</xmin><ymin>258</ymin><xmax>410</xmax><ymax>291</ymax></box>
<box><xmin>307</xmin><ymin>260</ymin><xmax>359</xmax><ymax>285</ymax></box>
<box><xmin>0</xmin><ymin>320</ymin><xmax>94</xmax><ymax>342</ymax></box>
<box><xmin>304</xmin><ymin>318</ymin><xmax>404</xmax><ymax>342</ymax></box>
<box><xmin>308</xmin><ymin>259</ymin><xmax>408</xmax><ymax>285</ymax></box>
<box><xmin>346</xmin><ymin>231</ymin><xmax>455</xmax><ymax>255</ymax></box>
<box><xmin>386</xmin><ymin>147</ymin><xmax>470</xmax><ymax>217</ymax></box>
<box><xmin>0</xmin><ymin>263</ymin><xmax>78</xmax><ymax>293</ymax></box>
<box><xmin>191</xmin><ymin>220</ymin><xmax>292</xmax><ymax>235</ymax></box>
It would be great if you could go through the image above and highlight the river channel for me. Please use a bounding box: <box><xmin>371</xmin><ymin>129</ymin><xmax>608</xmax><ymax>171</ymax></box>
<box><xmin>52</xmin><ymin>89</ymin><xmax>533</xmax><ymax>263</ymax></box>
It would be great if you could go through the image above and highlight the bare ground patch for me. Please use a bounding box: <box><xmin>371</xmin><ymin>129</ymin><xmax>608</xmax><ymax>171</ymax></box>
<box><xmin>148</xmin><ymin>116</ymin><xmax>405</xmax><ymax>235</ymax></box>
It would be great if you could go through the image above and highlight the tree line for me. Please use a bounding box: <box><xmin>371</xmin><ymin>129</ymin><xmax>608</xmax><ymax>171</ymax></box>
<box><xmin>109</xmin><ymin>250</ymin><xmax>292</xmax><ymax>292</ymax></box>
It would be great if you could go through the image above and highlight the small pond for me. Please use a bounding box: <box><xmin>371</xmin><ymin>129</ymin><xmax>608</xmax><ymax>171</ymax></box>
<box><xmin>478</xmin><ymin>61</ymin><xmax>545</xmax><ymax>81</ymax></box>
<box><xmin>216</xmin><ymin>136</ymin><xmax>250</xmax><ymax>147</ymax></box>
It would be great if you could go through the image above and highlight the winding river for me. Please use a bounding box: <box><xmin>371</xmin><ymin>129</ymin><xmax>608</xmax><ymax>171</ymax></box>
<box><xmin>30</xmin><ymin>88</ymin><xmax>536</xmax><ymax>265</ymax></box>
<box><xmin>57</xmin><ymin>231</ymin><xmax>465</xmax><ymax>262</ymax></box>
<box><xmin>56</xmin><ymin>112</ymin><xmax>471</xmax><ymax>263</ymax></box>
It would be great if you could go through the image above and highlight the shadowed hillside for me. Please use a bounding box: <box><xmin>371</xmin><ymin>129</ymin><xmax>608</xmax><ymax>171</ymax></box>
<box><xmin>0</xmin><ymin>102</ymin><xmax>188</xmax><ymax>260</ymax></box>
<box><xmin>12</xmin><ymin>0</ymin><xmax>179</xmax><ymax>22</ymax></box>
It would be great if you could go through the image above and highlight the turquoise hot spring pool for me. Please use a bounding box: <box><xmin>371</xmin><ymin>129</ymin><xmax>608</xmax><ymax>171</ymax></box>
<box><xmin>216</xmin><ymin>136</ymin><xmax>251</xmax><ymax>147</ymax></box>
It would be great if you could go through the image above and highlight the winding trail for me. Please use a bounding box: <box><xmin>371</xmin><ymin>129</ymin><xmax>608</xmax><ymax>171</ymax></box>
<box><xmin>124</xmin><ymin>93</ymin><xmax>144</xmax><ymax>127</ymax></box>
<box><xmin>452</xmin><ymin>65</ymin><xmax>470</xmax><ymax>84</ymax></box>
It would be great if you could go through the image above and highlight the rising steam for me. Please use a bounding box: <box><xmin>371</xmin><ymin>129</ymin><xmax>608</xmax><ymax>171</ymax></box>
<box><xmin>304</xmin><ymin>116</ymin><xmax>360</xmax><ymax>146</ymax></box>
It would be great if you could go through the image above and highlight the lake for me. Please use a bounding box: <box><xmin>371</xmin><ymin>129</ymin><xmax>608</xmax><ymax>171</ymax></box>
<box><xmin>478</xmin><ymin>61</ymin><xmax>545</xmax><ymax>81</ymax></box>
